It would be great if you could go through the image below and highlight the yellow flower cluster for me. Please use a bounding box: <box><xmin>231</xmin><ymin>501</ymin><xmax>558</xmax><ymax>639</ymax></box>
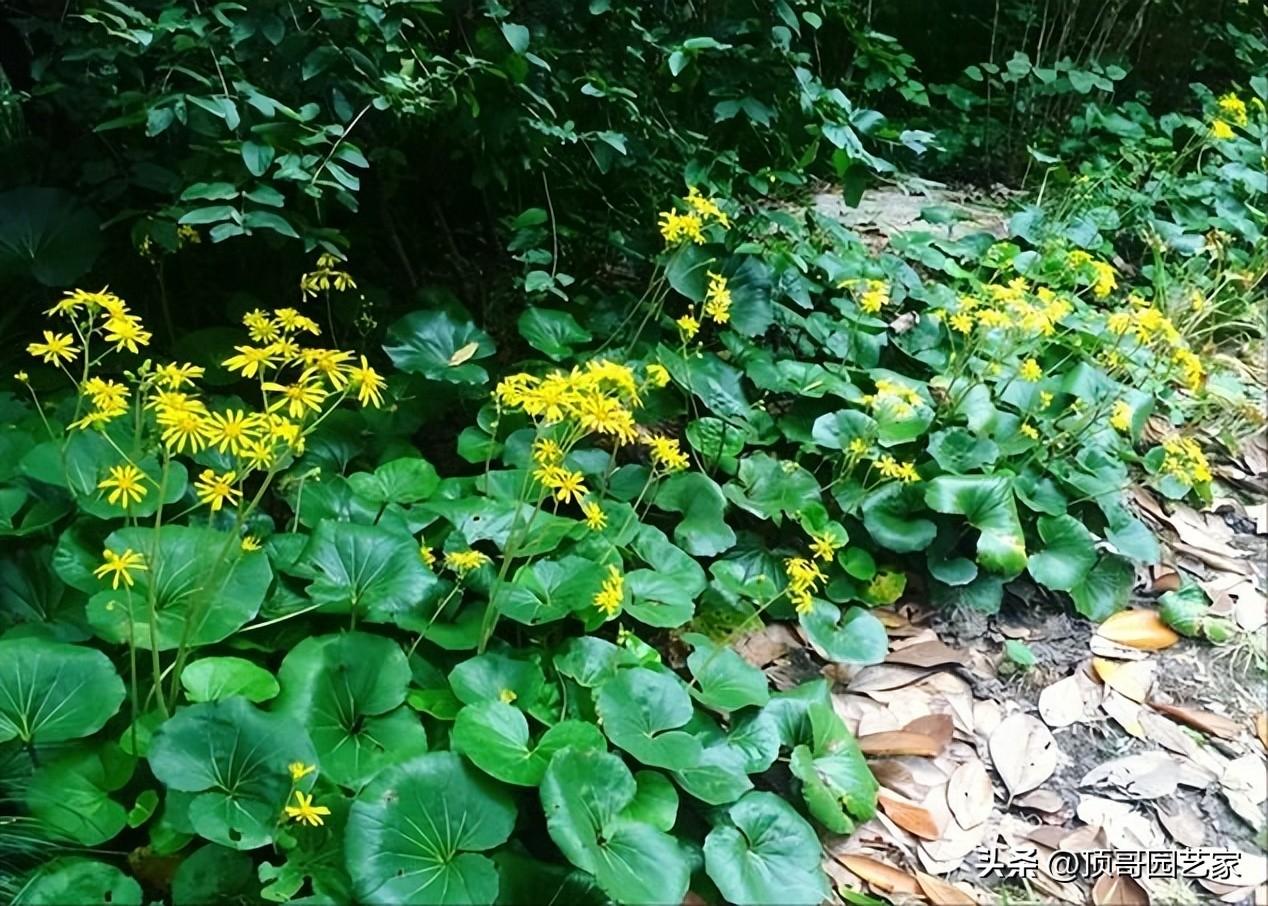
<box><xmin>875</xmin><ymin>454</ymin><xmax>920</xmax><ymax>483</ymax></box>
<box><xmin>784</xmin><ymin>557</ymin><xmax>827</xmax><ymax>615</ymax></box>
<box><xmin>1160</xmin><ymin>436</ymin><xmax>1212</xmax><ymax>486</ymax></box>
<box><xmin>860</xmin><ymin>378</ymin><xmax>925</xmax><ymax>418</ymax></box>
<box><xmin>808</xmin><ymin>532</ymin><xmax>843</xmax><ymax>562</ymax></box>
<box><xmin>1019</xmin><ymin>423</ymin><xmax>1039</xmax><ymax>440</ymax></box>
<box><xmin>703</xmin><ymin>272</ymin><xmax>732</xmax><ymax>324</ymax></box>
<box><xmin>299</xmin><ymin>253</ymin><xmax>357</xmax><ymax>300</ymax></box>
<box><xmin>444</xmin><ymin>550</ymin><xmax>491</xmax><ymax>575</ymax></box>
<box><xmin>1218</xmin><ymin>93</ymin><xmax>1249</xmax><ymax>127</ymax></box>
<box><xmin>1019</xmin><ymin>358</ymin><xmax>1042</xmax><ymax>382</ymax></box>
<box><xmin>676</xmin><ymin>311</ymin><xmax>701</xmax><ymax>339</ymax></box>
<box><xmin>1110</xmin><ymin>400</ymin><xmax>1132</xmax><ymax>433</ymax></box>
<box><xmin>1105</xmin><ymin>299</ymin><xmax>1204</xmax><ymax>391</ymax></box>
<box><xmin>1067</xmin><ymin>251</ymin><xmax>1116</xmax><ymax>298</ymax></box>
<box><xmin>593</xmin><ymin>564</ymin><xmax>624</xmax><ymax>616</ymax></box>
<box><xmin>952</xmin><ymin>280</ymin><xmax>1071</xmax><ymax>337</ymax></box>
<box><xmin>647</xmin><ymin>435</ymin><xmax>689</xmax><ymax>472</ymax></box>
<box><xmin>581</xmin><ymin>500</ymin><xmax>607</xmax><ymax>530</ymax></box>
<box><xmin>657</xmin><ymin>187</ymin><xmax>729</xmax><ymax>245</ymax></box>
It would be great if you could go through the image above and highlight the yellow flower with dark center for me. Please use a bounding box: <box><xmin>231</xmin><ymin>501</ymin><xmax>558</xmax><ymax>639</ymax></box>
<box><xmin>581</xmin><ymin>500</ymin><xmax>607</xmax><ymax>531</ymax></box>
<box><xmin>1019</xmin><ymin>358</ymin><xmax>1042</xmax><ymax>382</ymax></box>
<box><xmin>103</xmin><ymin>314</ymin><xmax>152</xmax><ymax>353</ymax></box>
<box><xmin>93</xmin><ymin>548</ymin><xmax>147</xmax><ymax>589</ymax></box>
<box><xmin>348</xmin><ymin>355</ymin><xmax>386</xmax><ymax>408</ymax></box>
<box><xmin>206</xmin><ymin>409</ymin><xmax>259</xmax><ymax>456</ymax></box>
<box><xmin>287</xmin><ymin>762</ymin><xmax>316</xmax><ymax>782</ymax></box>
<box><xmin>703</xmin><ymin>272</ymin><xmax>732</xmax><ymax>324</ymax></box>
<box><xmin>263</xmin><ymin>379</ymin><xmax>328</xmax><ymax>419</ymax></box>
<box><xmin>647</xmin><ymin>435</ymin><xmax>689</xmax><ymax>472</ymax></box>
<box><xmin>593</xmin><ymin>565</ymin><xmax>624</xmax><ymax>616</ymax></box>
<box><xmin>27</xmin><ymin>331</ymin><xmax>80</xmax><ymax>365</ymax></box>
<box><xmin>98</xmin><ymin>464</ymin><xmax>148</xmax><ymax>509</ymax></box>
<box><xmin>195</xmin><ymin>469</ymin><xmax>242</xmax><ymax>512</ymax></box>
<box><xmin>445</xmin><ymin>549</ymin><xmax>491</xmax><ymax>575</ymax></box>
<box><xmin>284</xmin><ymin>790</ymin><xmax>330</xmax><ymax>827</ymax></box>
<box><xmin>223</xmin><ymin>345</ymin><xmax>279</xmax><ymax>379</ymax></box>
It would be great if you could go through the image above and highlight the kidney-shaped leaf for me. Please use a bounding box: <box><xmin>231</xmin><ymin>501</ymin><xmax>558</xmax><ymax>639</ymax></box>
<box><xmin>595</xmin><ymin>667</ymin><xmax>702</xmax><ymax>770</ymax></box>
<box><xmin>181</xmin><ymin>657</ymin><xmax>279</xmax><ymax>704</ymax></box>
<box><xmin>1028</xmin><ymin>514</ymin><xmax>1098</xmax><ymax>592</ymax></box>
<box><xmin>452</xmin><ymin>701</ymin><xmax>604</xmax><ymax>785</ymax></box>
<box><xmin>517</xmin><ymin>307</ymin><xmax>592</xmax><ymax>361</ymax></box>
<box><xmin>346</xmin><ymin>752</ymin><xmax>516</xmax><ymax>905</ymax></box>
<box><xmin>800</xmin><ymin>602</ymin><xmax>889</xmax><ymax>665</ymax></box>
<box><xmin>703</xmin><ymin>791</ymin><xmax>830</xmax><ymax>906</ymax></box>
<box><xmin>684</xmin><ymin>632</ymin><xmax>769</xmax><ymax>711</ymax></box>
<box><xmin>15</xmin><ymin>858</ymin><xmax>141</xmax><ymax>906</ymax></box>
<box><xmin>924</xmin><ymin>475</ymin><xmax>1027</xmax><ymax>576</ymax></box>
<box><xmin>0</xmin><ymin>638</ymin><xmax>125</xmax><ymax>744</ymax></box>
<box><xmin>383</xmin><ymin>310</ymin><xmax>496</xmax><ymax>384</ymax></box>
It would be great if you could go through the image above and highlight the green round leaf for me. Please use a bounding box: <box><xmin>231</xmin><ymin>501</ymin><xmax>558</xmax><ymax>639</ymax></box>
<box><xmin>181</xmin><ymin>657</ymin><xmax>279</xmax><ymax>704</ymax></box>
<box><xmin>517</xmin><ymin>307</ymin><xmax>592</xmax><ymax>361</ymax></box>
<box><xmin>0</xmin><ymin>188</ymin><xmax>103</xmax><ymax>286</ymax></box>
<box><xmin>346</xmin><ymin>752</ymin><xmax>517</xmax><ymax>905</ymax></box>
<box><xmin>799</xmin><ymin>602</ymin><xmax>888</xmax><ymax>665</ymax></box>
<box><xmin>595</xmin><ymin>667</ymin><xmax>702</xmax><ymax>769</ymax></box>
<box><xmin>383</xmin><ymin>310</ymin><xmax>496</xmax><ymax>384</ymax></box>
<box><xmin>1069</xmin><ymin>553</ymin><xmax>1134</xmax><ymax>621</ymax></box>
<box><xmin>26</xmin><ymin>743</ymin><xmax>134</xmax><ymax>845</ymax></box>
<box><xmin>1028</xmin><ymin>514</ymin><xmax>1098</xmax><ymax>592</ymax></box>
<box><xmin>171</xmin><ymin>844</ymin><xmax>258</xmax><ymax>906</ymax></box>
<box><xmin>553</xmin><ymin>637</ymin><xmax>631</xmax><ymax>688</ymax></box>
<box><xmin>452</xmin><ymin>701</ymin><xmax>604</xmax><ymax>785</ymax></box>
<box><xmin>726</xmin><ymin>453</ymin><xmax>821</xmax><ymax>520</ymax></box>
<box><xmin>671</xmin><ymin>741</ymin><xmax>753</xmax><ymax>805</ymax></box>
<box><xmin>621</xmin><ymin>770</ymin><xmax>679</xmax><ymax>832</ymax></box>
<box><xmin>275</xmin><ymin>632</ymin><xmax>426</xmax><ymax>788</ymax></box>
<box><xmin>148</xmin><ymin>697</ymin><xmax>316</xmax><ymax>850</ymax></box>
<box><xmin>683</xmin><ymin>632</ymin><xmax>769</xmax><ymax>710</ymax></box>
<box><xmin>541</xmin><ymin>748</ymin><xmax>692</xmax><ymax>905</ymax></box>
<box><xmin>927</xmin><ymin>427</ymin><xmax>1000</xmax><ymax>473</ymax></box>
<box><xmin>0</xmin><ymin>637</ymin><xmax>124</xmax><ymax>744</ymax></box>
<box><xmin>448</xmin><ymin>652</ymin><xmax>546</xmax><ymax>707</ymax></box>
<box><xmin>703</xmin><ymin>791</ymin><xmax>830</xmax><ymax>906</ymax></box>
<box><xmin>87</xmin><ymin>526</ymin><xmax>271</xmax><ymax>650</ymax></box>
<box><xmin>499</xmin><ymin>556</ymin><xmax>606</xmax><ymax>626</ymax></box>
<box><xmin>654</xmin><ymin>473</ymin><xmax>737</xmax><ymax>557</ymax></box>
<box><xmin>347</xmin><ymin>458</ymin><xmax>440</xmax><ymax>505</ymax></box>
<box><xmin>14</xmin><ymin>858</ymin><xmax>141</xmax><ymax>906</ymax></box>
<box><xmin>862</xmin><ymin>483</ymin><xmax>936</xmax><ymax>553</ymax></box>
<box><xmin>924</xmin><ymin>475</ymin><xmax>1027</xmax><ymax>576</ymax></box>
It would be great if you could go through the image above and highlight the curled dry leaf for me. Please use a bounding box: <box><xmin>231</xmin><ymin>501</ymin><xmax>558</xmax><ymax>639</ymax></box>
<box><xmin>1097</xmin><ymin>609</ymin><xmax>1179</xmax><ymax>650</ymax></box>
<box><xmin>734</xmin><ymin>622</ymin><xmax>800</xmax><ymax>668</ymax></box>
<box><xmin>989</xmin><ymin>713</ymin><xmax>1058</xmax><ymax>798</ymax></box>
<box><xmin>945</xmin><ymin>759</ymin><xmax>993</xmax><ymax>830</ymax></box>
<box><xmin>1091</xmin><ymin>873</ymin><xmax>1150</xmax><ymax>906</ymax></box>
<box><xmin>1100</xmin><ymin>688</ymin><xmax>1145</xmax><ymax>738</ymax></box>
<box><xmin>836</xmin><ymin>854</ymin><xmax>920</xmax><ymax>895</ymax></box>
<box><xmin>885</xmin><ymin>639</ymin><xmax>964</xmax><ymax>668</ymax></box>
<box><xmin>1148</xmin><ymin>701</ymin><xmax>1242</xmax><ymax>740</ymax></box>
<box><xmin>859</xmin><ymin>730</ymin><xmax>943</xmax><ymax>757</ymax></box>
<box><xmin>878</xmin><ymin>794</ymin><xmax>941</xmax><ymax>840</ymax></box>
<box><xmin>1092</xmin><ymin>657</ymin><xmax>1154</xmax><ymax>703</ymax></box>
<box><xmin>915</xmin><ymin>871</ymin><xmax>979</xmax><ymax>905</ymax></box>
<box><xmin>1089</xmin><ymin>635</ymin><xmax>1151</xmax><ymax>661</ymax></box>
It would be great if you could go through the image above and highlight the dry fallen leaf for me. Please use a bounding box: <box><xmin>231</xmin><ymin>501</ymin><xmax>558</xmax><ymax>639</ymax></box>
<box><xmin>1013</xmin><ymin>789</ymin><xmax>1064</xmax><ymax>813</ymax></box>
<box><xmin>849</xmin><ymin>664</ymin><xmax>935</xmax><ymax>693</ymax></box>
<box><xmin>915</xmin><ymin>871</ymin><xmax>979</xmax><ymax>905</ymax></box>
<box><xmin>1154</xmin><ymin>800</ymin><xmax>1205</xmax><ymax>846</ymax></box>
<box><xmin>1079</xmin><ymin>752</ymin><xmax>1180</xmax><ymax>799</ymax></box>
<box><xmin>859</xmin><ymin>730</ymin><xmax>943</xmax><ymax>757</ymax></box>
<box><xmin>989</xmin><ymin>713</ymin><xmax>1059</xmax><ymax>798</ymax></box>
<box><xmin>878</xmin><ymin>794</ymin><xmax>940</xmax><ymax>840</ymax></box>
<box><xmin>1101</xmin><ymin>688</ymin><xmax>1145</xmax><ymax>738</ymax></box>
<box><xmin>1098</xmin><ymin>609</ymin><xmax>1179</xmax><ymax>650</ymax></box>
<box><xmin>836</xmin><ymin>854</ymin><xmax>920</xmax><ymax>895</ymax></box>
<box><xmin>885</xmin><ymin>639</ymin><xmax>964</xmax><ymax>668</ymax></box>
<box><xmin>1038</xmin><ymin>674</ymin><xmax>1087</xmax><ymax>728</ymax></box>
<box><xmin>1137</xmin><ymin>709</ymin><xmax>1228</xmax><ymax>776</ymax></box>
<box><xmin>1093</xmin><ymin>657</ymin><xmax>1154</xmax><ymax>703</ymax></box>
<box><xmin>904</xmin><ymin>713</ymin><xmax>954</xmax><ymax>750</ymax></box>
<box><xmin>945</xmin><ymin>760</ymin><xmax>993</xmax><ymax>830</ymax></box>
<box><xmin>1076</xmin><ymin>795</ymin><xmax>1165</xmax><ymax>850</ymax></box>
<box><xmin>447</xmin><ymin>341</ymin><xmax>480</xmax><ymax>366</ymax></box>
<box><xmin>1089</xmin><ymin>635</ymin><xmax>1151</xmax><ymax>661</ymax></box>
<box><xmin>1091</xmin><ymin>874</ymin><xmax>1150</xmax><ymax>906</ymax></box>
<box><xmin>1148</xmin><ymin>701</ymin><xmax>1242</xmax><ymax>740</ymax></box>
<box><xmin>734</xmin><ymin>622</ymin><xmax>800</xmax><ymax>667</ymax></box>
<box><xmin>1256</xmin><ymin>711</ymin><xmax>1268</xmax><ymax>750</ymax></box>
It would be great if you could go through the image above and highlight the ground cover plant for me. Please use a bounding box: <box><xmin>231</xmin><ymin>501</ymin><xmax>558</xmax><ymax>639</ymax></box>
<box><xmin>0</xmin><ymin>1</ymin><xmax>1264</xmax><ymax>904</ymax></box>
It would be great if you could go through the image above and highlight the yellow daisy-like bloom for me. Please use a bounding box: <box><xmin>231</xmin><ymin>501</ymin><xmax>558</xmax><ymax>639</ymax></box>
<box><xmin>593</xmin><ymin>564</ymin><xmax>624</xmax><ymax>617</ymax></box>
<box><xmin>223</xmin><ymin>345</ymin><xmax>279</xmax><ymax>379</ymax></box>
<box><xmin>154</xmin><ymin>362</ymin><xmax>205</xmax><ymax>389</ymax></box>
<box><xmin>419</xmin><ymin>543</ymin><xmax>436</xmax><ymax>568</ymax></box>
<box><xmin>205</xmin><ymin>409</ymin><xmax>259</xmax><ymax>457</ymax></box>
<box><xmin>647</xmin><ymin>435</ymin><xmax>689</xmax><ymax>472</ymax></box>
<box><xmin>241</xmin><ymin>536</ymin><xmax>263</xmax><ymax>552</ymax></box>
<box><xmin>348</xmin><ymin>356</ymin><xmax>386</xmax><ymax>408</ymax></box>
<box><xmin>93</xmin><ymin>548</ymin><xmax>147</xmax><ymax>590</ymax></box>
<box><xmin>784</xmin><ymin>556</ymin><xmax>827</xmax><ymax>615</ymax></box>
<box><xmin>857</xmin><ymin>279</ymin><xmax>889</xmax><ymax>314</ymax></box>
<box><xmin>536</xmin><ymin>466</ymin><xmax>588</xmax><ymax>504</ymax></box>
<box><xmin>676</xmin><ymin>312</ymin><xmax>700</xmax><ymax>339</ymax></box>
<box><xmin>98</xmin><ymin>464</ymin><xmax>148</xmax><ymax>509</ymax></box>
<box><xmin>195</xmin><ymin>469</ymin><xmax>242</xmax><ymax>512</ymax></box>
<box><xmin>159</xmin><ymin>410</ymin><xmax>213</xmax><ymax>454</ymax></box>
<box><xmin>847</xmin><ymin>437</ymin><xmax>869</xmax><ymax>458</ymax></box>
<box><xmin>703</xmin><ymin>272</ymin><xmax>732</xmax><ymax>324</ymax></box>
<box><xmin>1019</xmin><ymin>358</ymin><xmax>1042</xmax><ymax>382</ymax></box>
<box><xmin>240</xmin><ymin>439</ymin><xmax>278</xmax><ymax>472</ymax></box>
<box><xmin>949</xmin><ymin>312</ymin><xmax>974</xmax><ymax>334</ymax></box>
<box><xmin>27</xmin><ymin>330</ymin><xmax>80</xmax><ymax>365</ymax></box>
<box><xmin>1218</xmin><ymin>94</ymin><xmax>1248</xmax><ymax>127</ymax></box>
<box><xmin>273</xmin><ymin>308</ymin><xmax>321</xmax><ymax>336</ymax></box>
<box><xmin>263</xmin><ymin>379</ymin><xmax>328</xmax><ymax>419</ymax></box>
<box><xmin>1161</xmin><ymin>436</ymin><xmax>1212</xmax><ymax>485</ymax></box>
<box><xmin>84</xmin><ymin>377</ymin><xmax>130</xmax><ymax>410</ymax></box>
<box><xmin>581</xmin><ymin>500</ymin><xmax>607</xmax><ymax>531</ymax></box>
<box><xmin>1040</xmin><ymin>390</ymin><xmax>1054</xmax><ymax>408</ymax></box>
<box><xmin>1090</xmin><ymin>261</ymin><xmax>1116</xmax><ymax>298</ymax></box>
<box><xmin>1110</xmin><ymin>400</ymin><xmax>1132</xmax><ymax>433</ymax></box>
<box><xmin>645</xmin><ymin>363</ymin><xmax>671</xmax><ymax>388</ymax></box>
<box><xmin>284</xmin><ymin>790</ymin><xmax>330</xmax><ymax>828</ymax></box>
<box><xmin>70</xmin><ymin>405</ymin><xmax>128</xmax><ymax>431</ymax></box>
<box><xmin>684</xmin><ymin>186</ymin><xmax>730</xmax><ymax>228</ymax></box>
<box><xmin>531</xmin><ymin>437</ymin><xmax>564</xmax><ymax>467</ymax></box>
<box><xmin>301</xmin><ymin>349</ymin><xmax>354</xmax><ymax>389</ymax></box>
<box><xmin>574</xmin><ymin>394</ymin><xmax>636</xmax><ymax>443</ymax></box>
<box><xmin>1020</xmin><ymin>423</ymin><xmax>1039</xmax><ymax>440</ymax></box>
<box><xmin>102</xmin><ymin>314</ymin><xmax>152</xmax><ymax>353</ymax></box>
<box><xmin>658</xmin><ymin>210</ymin><xmax>705</xmax><ymax>245</ymax></box>
<box><xmin>875</xmin><ymin>454</ymin><xmax>920</xmax><ymax>483</ymax></box>
<box><xmin>808</xmin><ymin>533</ymin><xmax>842</xmax><ymax>563</ymax></box>
<box><xmin>287</xmin><ymin>762</ymin><xmax>316</xmax><ymax>782</ymax></box>
<box><xmin>244</xmin><ymin>310</ymin><xmax>280</xmax><ymax>344</ymax></box>
<box><xmin>1209</xmin><ymin>118</ymin><xmax>1235</xmax><ymax>141</ymax></box>
<box><xmin>445</xmin><ymin>549</ymin><xmax>491</xmax><ymax>576</ymax></box>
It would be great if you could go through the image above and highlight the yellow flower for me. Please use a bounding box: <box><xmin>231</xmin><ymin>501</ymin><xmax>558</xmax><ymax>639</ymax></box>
<box><xmin>684</xmin><ymin>187</ymin><xmax>730</xmax><ymax>227</ymax></box>
<box><xmin>875</xmin><ymin>454</ymin><xmax>919</xmax><ymax>483</ymax></box>
<box><xmin>70</xmin><ymin>405</ymin><xmax>128</xmax><ymax>431</ymax></box>
<box><xmin>205</xmin><ymin>409</ymin><xmax>259</xmax><ymax>457</ymax></box>
<box><xmin>274</xmin><ymin>308</ymin><xmax>321</xmax><ymax>335</ymax></box>
<box><xmin>847</xmin><ymin>437</ymin><xmax>869</xmax><ymax>458</ymax></box>
<box><xmin>676</xmin><ymin>312</ymin><xmax>700</xmax><ymax>339</ymax></box>
<box><xmin>287</xmin><ymin>762</ymin><xmax>316</xmax><ymax>782</ymax></box>
<box><xmin>284</xmin><ymin>790</ymin><xmax>330</xmax><ymax>828</ymax></box>
<box><xmin>1040</xmin><ymin>391</ymin><xmax>1054</xmax><ymax>408</ymax></box>
<box><xmin>223</xmin><ymin>345</ymin><xmax>279</xmax><ymax>379</ymax></box>
<box><xmin>581</xmin><ymin>500</ymin><xmax>607</xmax><ymax>531</ymax></box>
<box><xmin>102</xmin><ymin>314</ymin><xmax>152</xmax><ymax>353</ymax></box>
<box><xmin>1019</xmin><ymin>358</ymin><xmax>1042</xmax><ymax>382</ymax></box>
<box><xmin>535</xmin><ymin>466</ymin><xmax>588</xmax><ymax>504</ymax></box>
<box><xmin>1110</xmin><ymin>400</ymin><xmax>1132</xmax><ymax>433</ymax></box>
<box><xmin>241</xmin><ymin>536</ymin><xmax>263</xmax><ymax>552</ymax></box>
<box><xmin>1090</xmin><ymin>261</ymin><xmax>1116</xmax><ymax>298</ymax></box>
<box><xmin>645</xmin><ymin>363</ymin><xmax>670</xmax><ymax>388</ymax></box>
<box><xmin>658</xmin><ymin>210</ymin><xmax>705</xmax><ymax>245</ymax></box>
<box><xmin>27</xmin><ymin>331</ymin><xmax>80</xmax><ymax>365</ymax></box>
<box><xmin>84</xmin><ymin>377</ymin><xmax>130</xmax><ymax>410</ymax></box>
<box><xmin>301</xmin><ymin>349</ymin><xmax>354</xmax><ymax>389</ymax></box>
<box><xmin>1172</xmin><ymin>348</ymin><xmax>1204</xmax><ymax>391</ymax></box>
<box><xmin>93</xmin><ymin>548</ymin><xmax>147</xmax><ymax>589</ymax></box>
<box><xmin>858</xmin><ymin>279</ymin><xmax>889</xmax><ymax>315</ymax></box>
<box><xmin>348</xmin><ymin>355</ymin><xmax>386</xmax><ymax>408</ymax></box>
<box><xmin>784</xmin><ymin>557</ymin><xmax>826</xmax><ymax>615</ymax></box>
<box><xmin>808</xmin><ymin>533</ymin><xmax>842</xmax><ymax>563</ymax></box>
<box><xmin>419</xmin><ymin>543</ymin><xmax>436</xmax><ymax>568</ymax></box>
<box><xmin>532</xmin><ymin>437</ymin><xmax>564</xmax><ymax>467</ymax></box>
<box><xmin>154</xmin><ymin>362</ymin><xmax>205</xmax><ymax>389</ymax></box>
<box><xmin>647</xmin><ymin>435</ymin><xmax>689</xmax><ymax>472</ymax></box>
<box><xmin>593</xmin><ymin>565</ymin><xmax>624</xmax><ymax>616</ymax></box>
<box><xmin>14</xmin><ymin>371</ymin><xmax>29</xmax><ymax>383</ymax></box>
<box><xmin>1020</xmin><ymin>423</ymin><xmax>1039</xmax><ymax>440</ymax></box>
<box><xmin>949</xmin><ymin>313</ymin><xmax>974</xmax><ymax>334</ymax></box>
<box><xmin>703</xmin><ymin>272</ymin><xmax>732</xmax><ymax>324</ymax></box>
<box><xmin>1218</xmin><ymin>94</ymin><xmax>1248</xmax><ymax>127</ymax></box>
<box><xmin>98</xmin><ymin>464</ymin><xmax>148</xmax><ymax>509</ymax></box>
<box><xmin>1161</xmin><ymin>436</ymin><xmax>1212</xmax><ymax>485</ymax></box>
<box><xmin>159</xmin><ymin>411</ymin><xmax>213</xmax><ymax>454</ymax></box>
<box><xmin>445</xmin><ymin>549</ymin><xmax>491</xmax><ymax>575</ymax></box>
<box><xmin>195</xmin><ymin>469</ymin><xmax>242</xmax><ymax>512</ymax></box>
<box><xmin>1209</xmin><ymin>118</ymin><xmax>1235</xmax><ymax>141</ymax></box>
<box><xmin>263</xmin><ymin>379</ymin><xmax>328</xmax><ymax>419</ymax></box>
